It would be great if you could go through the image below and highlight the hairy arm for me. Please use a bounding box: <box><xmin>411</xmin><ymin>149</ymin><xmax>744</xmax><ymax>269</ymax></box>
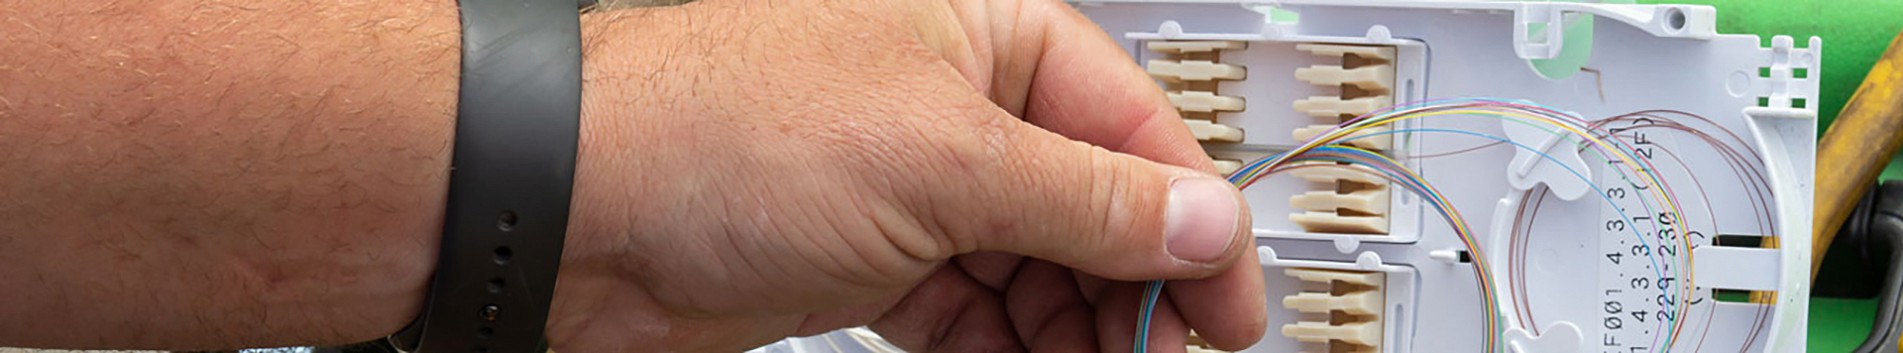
<box><xmin>0</xmin><ymin>0</ymin><xmax>1270</xmax><ymax>351</ymax></box>
<box><xmin>0</xmin><ymin>0</ymin><xmax>459</xmax><ymax>348</ymax></box>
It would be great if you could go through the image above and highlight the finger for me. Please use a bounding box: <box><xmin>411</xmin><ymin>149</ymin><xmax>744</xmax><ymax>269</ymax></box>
<box><xmin>1074</xmin><ymin>271</ymin><xmax>1112</xmax><ymax>304</ymax></box>
<box><xmin>937</xmin><ymin>116</ymin><xmax>1250</xmax><ymax>281</ymax></box>
<box><xmin>1166</xmin><ymin>246</ymin><xmax>1268</xmax><ymax>350</ymax></box>
<box><xmin>1096</xmin><ymin>281</ymin><xmax>1190</xmax><ymax>353</ymax></box>
<box><xmin>869</xmin><ymin>267</ymin><xmax>1024</xmax><ymax>352</ymax></box>
<box><xmin>793</xmin><ymin>290</ymin><xmax>910</xmax><ymax>337</ymax></box>
<box><xmin>982</xmin><ymin>0</ymin><xmax>1215</xmax><ymax>172</ymax></box>
<box><xmin>955</xmin><ymin>251</ymin><xmax>1025</xmax><ymax>291</ymax></box>
<box><xmin>987</xmin><ymin>1</ymin><xmax>1272</xmax><ymax>346</ymax></box>
<box><xmin>1004</xmin><ymin>260</ymin><xmax>1098</xmax><ymax>352</ymax></box>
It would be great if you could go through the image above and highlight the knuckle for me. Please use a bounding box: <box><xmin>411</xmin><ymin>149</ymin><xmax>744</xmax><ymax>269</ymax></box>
<box><xmin>1089</xmin><ymin>147</ymin><xmax>1153</xmax><ymax>247</ymax></box>
<box><xmin>1079</xmin><ymin>147</ymin><xmax>1122</xmax><ymax>250</ymax></box>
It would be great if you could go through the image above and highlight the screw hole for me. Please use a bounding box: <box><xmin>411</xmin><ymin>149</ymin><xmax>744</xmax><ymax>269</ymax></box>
<box><xmin>1665</xmin><ymin>8</ymin><xmax>1687</xmax><ymax>31</ymax></box>
<box><xmin>493</xmin><ymin>247</ymin><xmax>512</xmax><ymax>265</ymax></box>
<box><xmin>488</xmin><ymin>278</ymin><xmax>506</xmax><ymax>294</ymax></box>
<box><xmin>497</xmin><ymin>210</ymin><xmax>518</xmax><ymax>232</ymax></box>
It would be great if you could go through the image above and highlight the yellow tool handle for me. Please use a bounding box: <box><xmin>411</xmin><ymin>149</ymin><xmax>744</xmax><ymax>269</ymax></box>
<box><xmin>1816</xmin><ymin>30</ymin><xmax>1903</xmax><ymax>280</ymax></box>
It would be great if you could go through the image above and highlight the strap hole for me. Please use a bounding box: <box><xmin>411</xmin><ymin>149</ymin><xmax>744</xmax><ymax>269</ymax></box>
<box><xmin>488</xmin><ymin>278</ymin><xmax>506</xmax><ymax>293</ymax></box>
<box><xmin>479</xmin><ymin>304</ymin><xmax>501</xmax><ymax>321</ymax></box>
<box><xmin>497</xmin><ymin>210</ymin><xmax>518</xmax><ymax>231</ymax></box>
<box><xmin>493</xmin><ymin>247</ymin><xmax>512</xmax><ymax>265</ymax></box>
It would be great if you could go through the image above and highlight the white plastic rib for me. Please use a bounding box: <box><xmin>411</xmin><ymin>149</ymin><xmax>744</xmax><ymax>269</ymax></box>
<box><xmin>1149</xmin><ymin>60</ymin><xmax>1247</xmax><ymax>82</ymax></box>
<box><xmin>1170</xmin><ymin>91</ymin><xmax>1247</xmax><ymax>113</ymax></box>
<box><xmin>1185</xmin><ymin>119</ymin><xmax>1245</xmax><ymax>142</ymax></box>
<box><xmin>1281</xmin><ymin>321</ymin><xmax>1381</xmax><ymax>345</ymax></box>
<box><xmin>1293</xmin><ymin>96</ymin><xmax>1391</xmax><ymax>117</ymax></box>
<box><xmin>1291</xmin><ymin>188</ymin><xmax>1391</xmax><ymax>215</ymax></box>
<box><xmin>1285</xmin><ymin>163</ymin><xmax>1387</xmax><ymax>185</ymax></box>
<box><xmin>1213</xmin><ymin>159</ymin><xmax>1244</xmax><ymax>175</ymax></box>
<box><xmin>1149</xmin><ymin>40</ymin><xmax>1247</xmax><ymax>54</ymax></box>
<box><xmin>1293</xmin><ymin>125</ymin><xmax>1392</xmax><ymax>150</ymax></box>
<box><xmin>1294</xmin><ymin>64</ymin><xmax>1393</xmax><ymax>91</ymax></box>
<box><xmin>1283</xmin><ymin>291</ymin><xmax>1382</xmax><ymax>315</ymax></box>
<box><xmin>1296</xmin><ymin>43</ymin><xmax>1396</xmax><ymax>62</ymax></box>
<box><xmin>1284</xmin><ymin>267</ymin><xmax>1383</xmax><ymax>286</ymax></box>
<box><xmin>1289</xmin><ymin>211</ymin><xmax>1389</xmax><ymax>234</ymax></box>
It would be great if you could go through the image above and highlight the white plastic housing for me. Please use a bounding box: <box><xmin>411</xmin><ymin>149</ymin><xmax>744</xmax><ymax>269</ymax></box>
<box><xmin>1076</xmin><ymin>1</ymin><xmax>1818</xmax><ymax>352</ymax></box>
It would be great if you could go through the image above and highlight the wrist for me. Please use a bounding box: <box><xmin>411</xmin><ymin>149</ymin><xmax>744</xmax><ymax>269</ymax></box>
<box><xmin>398</xmin><ymin>1</ymin><xmax>589</xmax><ymax>350</ymax></box>
<box><xmin>251</xmin><ymin>0</ymin><xmax>459</xmax><ymax>343</ymax></box>
<box><xmin>545</xmin><ymin>6</ymin><xmax>696</xmax><ymax>348</ymax></box>
<box><xmin>565</xmin><ymin>6</ymin><xmax>690</xmax><ymax>259</ymax></box>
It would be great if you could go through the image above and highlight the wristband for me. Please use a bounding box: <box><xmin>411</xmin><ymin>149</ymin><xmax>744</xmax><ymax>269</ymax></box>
<box><xmin>389</xmin><ymin>0</ymin><xmax>583</xmax><ymax>351</ymax></box>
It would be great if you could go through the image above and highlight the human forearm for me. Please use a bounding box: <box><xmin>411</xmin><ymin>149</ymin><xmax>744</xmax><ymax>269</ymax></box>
<box><xmin>0</xmin><ymin>0</ymin><xmax>458</xmax><ymax>348</ymax></box>
<box><xmin>0</xmin><ymin>0</ymin><xmax>1273</xmax><ymax>350</ymax></box>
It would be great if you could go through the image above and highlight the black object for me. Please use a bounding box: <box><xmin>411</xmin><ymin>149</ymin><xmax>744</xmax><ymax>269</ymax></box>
<box><xmin>1837</xmin><ymin>181</ymin><xmax>1903</xmax><ymax>353</ymax></box>
<box><xmin>387</xmin><ymin>0</ymin><xmax>583</xmax><ymax>352</ymax></box>
<box><xmin>1817</xmin><ymin>183</ymin><xmax>1892</xmax><ymax>298</ymax></box>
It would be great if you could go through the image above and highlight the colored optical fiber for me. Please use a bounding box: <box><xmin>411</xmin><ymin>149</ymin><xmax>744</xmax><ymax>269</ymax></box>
<box><xmin>1137</xmin><ymin>144</ymin><xmax>1489</xmax><ymax>352</ymax></box>
<box><xmin>1324</xmin><ymin>99</ymin><xmax>1703</xmax><ymax>337</ymax></box>
<box><xmin>1135</xmin><ymin>98</ymin><xmax>1703</xmax><ymax>353</ymax></box>
<box><xmin>1327</xmin><ymin>101</ymin><xmax>1700</xmax><ymax>349</ymax></box>
<box><xmin>1352</xmin><ymin>127</ymin><xmax>1694</xmax><ymax>346</ymax></box>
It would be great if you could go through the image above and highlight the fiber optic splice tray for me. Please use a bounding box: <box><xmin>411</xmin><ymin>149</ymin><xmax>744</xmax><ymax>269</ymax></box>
<box><xmin>1075</xmin><ymin>1</ymin><xmax>1820</xmax><ymax>352</ymax></box>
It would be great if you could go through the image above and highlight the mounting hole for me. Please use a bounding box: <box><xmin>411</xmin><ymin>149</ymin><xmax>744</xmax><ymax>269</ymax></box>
<box><xmin>497</xmin><ymin>210</ymin><xmax>518</xmax><ymax>232</ymax></box>
<box><xmin>493</xmin><ymin>247</ymin><xmax>512</xmax><ymax>265</ymax></box>
<box><xmin>487</xmin><ymin>278</ymin><xmax>506</xmax><ymax>294</ymax></box>
<box><xmin>1665</xmin><ymin>8</ymin><xmax>1687</xmax><ymax>32</ymax></box>
<box><xmin>477</xmin><ymin>327</ymin><xmax>494</xmax><ymax>339</ymax></box>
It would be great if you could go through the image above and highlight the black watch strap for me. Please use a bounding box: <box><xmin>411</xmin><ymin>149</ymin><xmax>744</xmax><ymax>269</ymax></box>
<box><xmin>389</xmin><ymin>0</ymin><xmax>583</xmax><ymax>351</ymax></box>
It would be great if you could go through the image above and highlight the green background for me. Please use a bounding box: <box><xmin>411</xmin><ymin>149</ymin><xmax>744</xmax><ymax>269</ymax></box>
<box><xmin>1648</xmin><ymin>0</ymin><xmax>1903</xmax><ymax>175</ymax></box>
<box><xmin>1629</xmin><ymin>0</ymin><xmax>1903</xmax><ymax>351</ymax></box>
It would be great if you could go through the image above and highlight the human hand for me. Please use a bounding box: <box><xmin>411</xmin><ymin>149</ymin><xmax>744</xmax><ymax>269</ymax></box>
<box><xmin>552</xmin><ymin>0</ymin><xmax>1267</xmax><ymax>351</ymax></box>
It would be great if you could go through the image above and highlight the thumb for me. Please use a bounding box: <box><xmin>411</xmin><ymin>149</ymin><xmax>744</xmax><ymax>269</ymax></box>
<box><xmin>943</xmin><ymin>116</ymin><xmax>1251</xmax><ymax>281</ymax></box>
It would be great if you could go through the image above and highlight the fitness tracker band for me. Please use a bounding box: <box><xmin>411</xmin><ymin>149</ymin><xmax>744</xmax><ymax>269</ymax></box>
<box><xmin>388</xmin><ymin>0</ymin><xmax>583</xmax><ymax>351</ymax></box>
